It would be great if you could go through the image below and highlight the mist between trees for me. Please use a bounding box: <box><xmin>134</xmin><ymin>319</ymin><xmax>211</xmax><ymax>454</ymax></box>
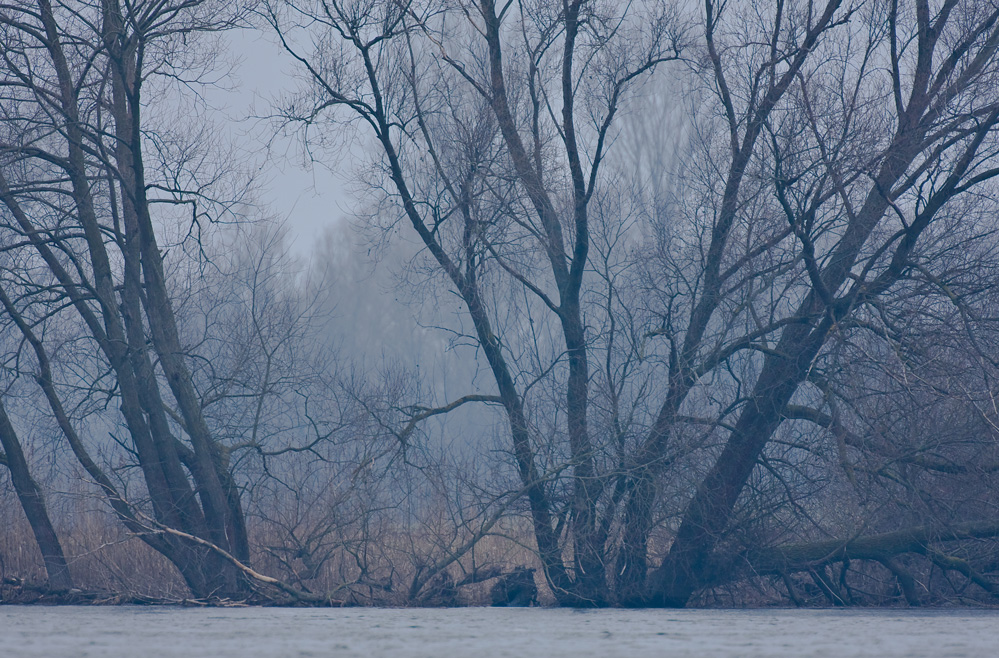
<box><xmin>3</xmin><ymin>0</ymin><xmax>999</xmax><ymax>608</ymax></box>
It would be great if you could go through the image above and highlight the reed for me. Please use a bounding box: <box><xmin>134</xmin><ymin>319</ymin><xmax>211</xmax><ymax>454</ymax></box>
<box><xmin>0</xmin><ymin>492</ymin><xmax>543</xmax><ymax>605</ymax></box>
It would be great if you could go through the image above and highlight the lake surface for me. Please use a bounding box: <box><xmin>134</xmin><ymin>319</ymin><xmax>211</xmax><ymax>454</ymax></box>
<box><xmin>1</xmin><ymin>605</ymin><xmax>997</xmax><ymax>657</ymax></box>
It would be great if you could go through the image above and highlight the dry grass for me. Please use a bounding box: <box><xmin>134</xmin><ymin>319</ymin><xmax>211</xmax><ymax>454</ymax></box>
<box><xmin>0</xmin><ymin>493</ymin><xmax>542</xmax><ymax>605</ymax></box>
<box><xmin>0</xmin><ymin>493</ymin><xmax>186</xmax><ymax>599</ymax></box>
<box><xmin>7</xmin><ymin>491</ymin><xmax>995</xmax><ymax>608</ymax></box>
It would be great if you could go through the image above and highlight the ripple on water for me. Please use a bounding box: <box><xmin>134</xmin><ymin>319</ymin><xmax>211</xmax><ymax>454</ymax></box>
<box><xmin>1</xmin><ymin>606</ymin><xmax>998</xmax><ymax>658</ymax></box>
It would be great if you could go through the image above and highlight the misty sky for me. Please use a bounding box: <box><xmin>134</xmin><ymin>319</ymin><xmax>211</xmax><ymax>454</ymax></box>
<box><xmin>214</xmin><ymin>28</ymin><xmax>351</xmax><ymax>257</ymax></box>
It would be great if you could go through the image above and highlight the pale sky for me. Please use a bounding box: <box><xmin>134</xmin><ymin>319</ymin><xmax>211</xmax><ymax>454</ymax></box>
<box><xmin>215</xmin><ymin>27</ymin><xmax>352</xmax><ymax>258</ymax></box>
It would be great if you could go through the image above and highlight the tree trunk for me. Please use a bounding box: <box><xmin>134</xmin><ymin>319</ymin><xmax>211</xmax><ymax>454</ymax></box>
<box><xmin>649</xmin><ymin>318</ymin><xmax>830</xmax><ymax>606</ymax></box>
<box><xmin>0</xmin><ymin>401</ymin><xmax>72</xmax><ymax>591</ymax></box>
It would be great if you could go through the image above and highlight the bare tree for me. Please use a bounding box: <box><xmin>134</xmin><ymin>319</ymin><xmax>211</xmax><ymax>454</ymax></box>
<box><xmin>264</xmin><ymin>0</ymin><xmax>688</xmax><ymax>605</ymax></box>
<box><xmin>0</xmin><ymin>0</ymin><xmax>257</xmax><ymax>597</ymax></box>
<box><xmin>642</xmin><ymin>0</ymin><xmax>999</xmax><ymax>607</ymax></box>
<box><xmin>267</xmin><ymin>0</ymin><xmax>999</xmax><ymax>607</ymax></box>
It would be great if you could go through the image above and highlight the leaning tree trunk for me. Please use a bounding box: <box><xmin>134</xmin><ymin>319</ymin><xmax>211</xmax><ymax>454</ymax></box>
<box><xmin>649</xmin><ymin>320</ymin><xmax>828</xmax><ymax>606</ymax></box>
<box><xmin>0</xmin><ymin>401</ymin><xmax>72</xmax><ymax>591</ymax></box>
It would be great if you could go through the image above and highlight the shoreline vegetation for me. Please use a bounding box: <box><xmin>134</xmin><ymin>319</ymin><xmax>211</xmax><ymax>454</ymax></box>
<box><xmin>3</xmin><ymin>502</ymin><xmax>999</xmax><ymax>609</ymax></box>
<box><xmin>4</xmin><ymin>0</ymin><xmax>999</xmax><ymax>611</ymax></box>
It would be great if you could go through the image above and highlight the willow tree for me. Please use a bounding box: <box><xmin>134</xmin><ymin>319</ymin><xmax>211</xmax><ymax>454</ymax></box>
<box><xmin>268</xmin><ymin>0</ymin><xmax>999</xmax><ymax>607</ymax></box>
<box><xmin>265</xmin><ymin>0</ymin><xmax>687</xmax><ymax>605</ymax></box>
<box><xmin>0</xmin><ymin>0</ymin><xmax>253</xmax><ymax>597</ymax></box>
<box><xmin>642</xmin><ymin>0</ymin><xmax>999</xmax><ymax>606</ymax></box>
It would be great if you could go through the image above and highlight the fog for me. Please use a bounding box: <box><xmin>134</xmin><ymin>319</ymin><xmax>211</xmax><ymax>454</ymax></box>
<box><xmin>3</xmin><ymin>0</ymin><xmax>999</xmax><ymax>611</ymax></box>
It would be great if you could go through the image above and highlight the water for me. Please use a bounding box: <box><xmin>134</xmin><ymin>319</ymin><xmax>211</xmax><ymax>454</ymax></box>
<box><xmin>1</xmin><ymin>605</ymin><xmax>996</xmax><ymax>657</ymax></box>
